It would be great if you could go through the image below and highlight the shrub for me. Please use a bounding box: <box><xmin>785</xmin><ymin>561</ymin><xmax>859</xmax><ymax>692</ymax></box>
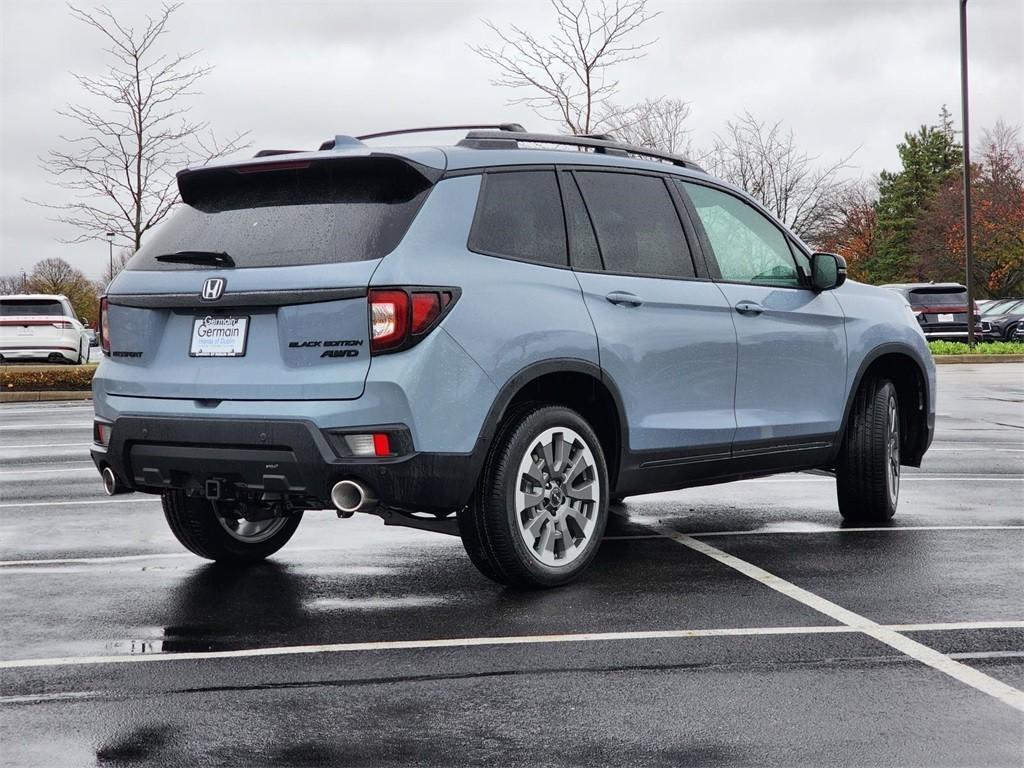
<box><xmin>1</xmin><ymin>364</ymin><xmax>97</xmax><ymax>391</ymax></box>
<box><xmin>929</xmin><ymin>340</ymin><xmax>1024</xmax><ymax>355</ymax></box>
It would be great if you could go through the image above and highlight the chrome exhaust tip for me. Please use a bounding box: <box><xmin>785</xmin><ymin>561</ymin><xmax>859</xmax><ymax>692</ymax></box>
<box><xmin>101</xmin><ymin>466</ymin><xmax>131</xmax><ymax>496</ymax></box>
<box><xmin>330</xmin><ymin>479</ymin><xmax>378</xmax><ymax>515</ymax></box>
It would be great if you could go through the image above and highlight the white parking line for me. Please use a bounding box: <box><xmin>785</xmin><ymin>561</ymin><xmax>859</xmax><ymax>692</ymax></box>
<box><xmin>688</xmin><ymin>525</ymin><xmax>1024</xmax><ymax>537</ymax></box>
<box><xmin>2</xmin><ymin>620</ymin><xmax>1022</xmax><ymax>672</ymax></box>
<box><xmin>0</xmin><ymin>423</ymin><xmax>91</xmax><ymax>431</ymax></box>
<box><xmin>1</xmin><ymin>443</ymin><xmax>92</xmax><ymax>449</ymax></box>
<box><xmin>0</xmin><ymin>464</ymin><xmax>95</xmax><ymax>476</ymax></box>
<box><xmin>657</xmin><ymin>529</ymin><xmax>1024</xmax><ymax>713</ymax></box>
<box><xmin>0</xmin><ymin>498</ymin><xmax>157</xmax><ymax>509</ymax></box>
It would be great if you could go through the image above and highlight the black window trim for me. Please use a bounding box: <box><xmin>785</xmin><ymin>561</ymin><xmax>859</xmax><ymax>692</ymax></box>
<box><xmin>466</xmin><ymin>166</ymin><xmax>572</xmax><ymax>270</ymax></box>
<box><xmin>561</xmin><ymin>165</ymin><xmax>708</xmax><ymax>283</ymax></box>
<box><xmin>676</xmin><ymin>177</ymin><xmax>814</xmax><ymax>291</ymax></box>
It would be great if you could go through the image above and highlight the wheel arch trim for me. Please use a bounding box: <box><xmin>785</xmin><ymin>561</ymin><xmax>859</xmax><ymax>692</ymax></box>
<box><xmin>837</xmin><ymin>342</ymin><xmax>933</xmax><ymax>466</ymax></box>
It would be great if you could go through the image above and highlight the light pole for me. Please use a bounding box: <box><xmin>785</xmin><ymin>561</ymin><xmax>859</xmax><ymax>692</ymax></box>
<box><xmin>105</xmin><ymin>231</ymin><xmax>115</xmax><ymax>282</ymax></box>
<box><xmin>960</xmin><ymin>0</ymin><xmax>976</xmax><ymax>347</ymax></box>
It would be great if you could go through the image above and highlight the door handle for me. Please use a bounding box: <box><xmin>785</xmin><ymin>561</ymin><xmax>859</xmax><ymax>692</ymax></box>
<box><xmin>605</xmin><ymin>291</ymin><xmax>643</xmax><ymax>308</ymax></box>
<box><xmin>734</xmin><ymin>301</ymin><xmax>764</xmax><ymax>316</ymax></box>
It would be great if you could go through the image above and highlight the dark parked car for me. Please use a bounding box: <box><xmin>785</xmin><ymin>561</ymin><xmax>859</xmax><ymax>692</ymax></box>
<box><xmin>882</xmin><ymin>283</ymin><xmax>981</xmax><ymax>341</ymax></box>
<box><xmin>981</xmin><ymin>300</ymin><xmax>1024</xmax><ymax>341</ymax></box>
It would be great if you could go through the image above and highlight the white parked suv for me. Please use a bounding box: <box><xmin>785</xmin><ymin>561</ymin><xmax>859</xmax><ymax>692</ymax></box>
<box><xmin>0</xmin><ymin>294</ymin><xmax>90</xmax><ymax>364</ymax></box>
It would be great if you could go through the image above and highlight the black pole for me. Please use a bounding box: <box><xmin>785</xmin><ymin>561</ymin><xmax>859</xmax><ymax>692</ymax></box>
<box><xmin>960</xmin><ymin>0</ymin><xmax>976</xmax><ymax>347</ymax></box>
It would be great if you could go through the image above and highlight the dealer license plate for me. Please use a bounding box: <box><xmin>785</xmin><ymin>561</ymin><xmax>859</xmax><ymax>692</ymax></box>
<box><xmin>937</xmin><ymin>313</ymin><xmax>955</xmax><ymax>323</ymax></box>
<box><xmin>190</xmin><ymin>316</ymin><xmax>249</xmax><ymax>357</ymax></box>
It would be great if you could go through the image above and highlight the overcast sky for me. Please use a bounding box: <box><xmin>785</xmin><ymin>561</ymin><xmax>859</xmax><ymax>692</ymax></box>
<box><xmin>1</xmin><ymin>0</ymin><xmax>1021</xmax><ymax>280</ymax></box>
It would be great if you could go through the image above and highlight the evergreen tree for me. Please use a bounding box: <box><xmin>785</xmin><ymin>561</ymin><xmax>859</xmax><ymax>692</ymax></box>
<box><xmin>870</xmin><ymin>106</ymin><xmax>963</xmax><ymax>282</ymax></box>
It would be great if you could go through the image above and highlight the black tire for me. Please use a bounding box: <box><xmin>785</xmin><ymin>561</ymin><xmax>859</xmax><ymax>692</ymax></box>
<box><xmin>836</xmin><ymin>378</ymin><xmax>900</xmax><ymax>524</ymax></box>
<box><xmin>458</xmin><ymin>405</ymin><xmax>609</xmax><ymax>588</ymax></box>
<box><xmin>162</xmin><ymin>490</ymin><xmax>302</xmax><ymax>563</ymax></box>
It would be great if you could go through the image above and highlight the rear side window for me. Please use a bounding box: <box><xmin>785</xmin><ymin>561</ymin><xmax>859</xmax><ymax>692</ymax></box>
<box><xmin>0</xmin><ymin>299</ymin><xmax>65</xmax><ymax>316</ymax></box>
<box><xmin>574</xmin><ymin>172</ymin><xmax>695</xmax><ymax>279</ymax></box>
<box><xmin>908</xmin><ymin>288</ymin><xmax>967</xmax><ymax>307</ymax></box>
<box><xmin>469</xmin><ymin>171</ymin><xmax>567</xmax><ymax>266</ymax></box>
<box><xmin>127</xmin><ymin>157</ymin><xmax>433</xmax><ymax>270</ymax></box>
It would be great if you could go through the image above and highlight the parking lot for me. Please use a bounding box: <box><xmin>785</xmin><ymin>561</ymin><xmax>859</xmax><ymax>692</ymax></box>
<box><xmin>0</xmin><ymin>364</ymin><xmax>1021</xmax><ymax>766</ymax></box>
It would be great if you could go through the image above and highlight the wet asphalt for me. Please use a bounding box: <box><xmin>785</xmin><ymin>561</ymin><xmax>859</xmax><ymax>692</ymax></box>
<box><xmin>0</xmin><ymin>364</ymin><xmax>1022</xmax><ymax>767</ymax></box>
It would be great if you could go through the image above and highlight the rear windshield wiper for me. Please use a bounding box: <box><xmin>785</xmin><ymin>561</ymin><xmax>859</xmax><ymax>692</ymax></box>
<box><xmin>154</xmin><ymin>250</ymin><xmax>235</xmax><ymax>268</ymax></box>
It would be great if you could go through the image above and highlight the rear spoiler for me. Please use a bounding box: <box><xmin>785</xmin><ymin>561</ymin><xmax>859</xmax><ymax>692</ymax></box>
<box><xmin>176</xmin><ymin>153</ymin><xmax>444</xmax><ymax>207</ymax></box>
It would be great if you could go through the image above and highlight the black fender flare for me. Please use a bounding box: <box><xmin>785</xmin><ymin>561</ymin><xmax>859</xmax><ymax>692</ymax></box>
<box><xmin>835</xmin><ymin>342</ymin><xmax>933</xmax><ymax>466</ymax></box>
<box><xmin>465</xmin><ymin>357</ymin><xmax>629</xmax><ymax>487</ymax></box>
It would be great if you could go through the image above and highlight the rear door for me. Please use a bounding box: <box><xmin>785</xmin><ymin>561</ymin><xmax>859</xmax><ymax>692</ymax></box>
<box><xmin>102</xmin><ymin>155</ymin><xmax>436</xmax><ymax>401</ymax></box>
<box><xmin>564</xmin><ymin>169</ymin><xmax>738</xmax><ymax>463</ymax></box>
<box><xmin>678</xmin><ymin>180</ymin><xmax>847</xmax><ymax>454</ymax></box>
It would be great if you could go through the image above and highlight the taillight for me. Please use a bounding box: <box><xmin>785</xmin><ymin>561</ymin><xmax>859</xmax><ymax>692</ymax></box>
<box><xmin>369</xmin><ymin>290</ymin><xmax>409</xmax><ymax>351</ymax></box>
<box><xmin>99</xmin><ymin>297</ymin><xmax>110</xmax><ymax>354</ymax></box>
<box><xmin>368</xmin><ymin>287</ymin><xmax>458</xmax><ymax>354</ymax></box>
<box><xmin>50</xmin><ymin>320</ymin><xmax>73</xmax><ymax>329</ymax></box>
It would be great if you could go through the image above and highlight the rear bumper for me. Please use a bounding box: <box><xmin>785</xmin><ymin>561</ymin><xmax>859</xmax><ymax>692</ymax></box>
<box><xmin>0</xmin><ymin>345</ymin><xmax>78</xmax><ymax>361</ymax></box>
<box><xmin>90</xmin><ymin>415</ymin><xmax>479</xmax><ymax>514</ymax></box>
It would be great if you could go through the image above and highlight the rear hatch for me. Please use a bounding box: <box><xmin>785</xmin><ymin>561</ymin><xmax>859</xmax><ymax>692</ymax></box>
<box><xmin>102</xmin><ymin>153</ymin><xmax>440</xmax><ymax>401</ymax></box>
<box><xmin>0</xmin><ymin>298</ymin><xmax>74</xmax><ymax>348</ymax></box>
<box><xmin>908</xmin><ymin>286</ymin><xmax>972</xmax><ymax>328</ymax></box>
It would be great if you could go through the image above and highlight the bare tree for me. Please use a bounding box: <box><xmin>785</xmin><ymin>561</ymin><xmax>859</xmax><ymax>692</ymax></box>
<box><xmin>100</xmin><ymin>247</ymin><xmax>135</xmax><ymax>285</ymax></box>
<box><xmin>473</xmin><ymin>0</ymin><xmax>658</xmax><ymax>134</ymax></box>
<box><xmin>32</xmin><ymin>2</ymin><xmax>248</xmax><ymax>254</ymax></box>
<box><xmin>0</xmin><ymin>273</ymin><xmax>29</xmax><ymax>295</ymax></box>
<box><xmin>601</xmin><ymin>97</ymin><xmax>692</xmax><ymax>154</ymax></box>
<box><xmin>704</xmin><ymin>112</ymin><xmax>856</xmax><ymax>244</ymax></box>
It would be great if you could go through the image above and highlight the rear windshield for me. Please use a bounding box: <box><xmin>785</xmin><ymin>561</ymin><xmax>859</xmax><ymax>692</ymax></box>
<box><xmin>0</xmin><ymin>299</ymin><xmax>65</xmax><ymax>316</ymax></box>
<box><xmin>908</xmin><ymin>288</ymin><xmax>967</xmax><ymax>306</ymax></box>
<box><xmin>127</xmin><ymin>157</ymin><xmax>433</xmax><ymax>271</ymax></box>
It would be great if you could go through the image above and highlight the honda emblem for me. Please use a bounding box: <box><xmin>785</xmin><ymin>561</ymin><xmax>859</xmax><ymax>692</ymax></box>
<box><xmin>201</xmin><ymin>278</ymin><xmax>226</xmax><ymax>301</ymax></box>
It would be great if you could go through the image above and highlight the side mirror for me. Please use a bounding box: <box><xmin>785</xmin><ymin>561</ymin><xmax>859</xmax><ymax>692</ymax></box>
<box><xmin>811</xmin><ymin>252</ymin><xmax>847</xmax><ymax>291</ymax></box>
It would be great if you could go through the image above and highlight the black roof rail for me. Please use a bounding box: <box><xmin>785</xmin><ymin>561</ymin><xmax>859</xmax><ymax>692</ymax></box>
<box><xmin>253</xmin><ymin>149</ymin><xmax>304</xmax><ymax>158</ymax></box>
<box><xmin>458</xmin><ymin>130</ymin><xmax>704</xmax><ymax>171</ymax></box>
<box><xmin>354</xmin><ymin>123</ymin><xmax>526</xmax><ymax>141</ymax></box>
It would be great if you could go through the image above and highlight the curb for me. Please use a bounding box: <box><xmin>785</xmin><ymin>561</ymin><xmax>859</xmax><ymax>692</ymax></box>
<box><xmin>933</xmin><ymin>355</ymin><xmax>1024</xmax><ymax>364</ymax></box>
<box><xmin>1</xmin><ymin>390</ymin><xmax>92</xmax><ymax>403</ymax></box>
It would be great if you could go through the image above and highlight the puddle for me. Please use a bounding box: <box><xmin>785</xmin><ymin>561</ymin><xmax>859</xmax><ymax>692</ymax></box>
<box><xmin>304</xmin><ymin>595</ymin><xmax>447</xmax><ymax>612</ymax></box>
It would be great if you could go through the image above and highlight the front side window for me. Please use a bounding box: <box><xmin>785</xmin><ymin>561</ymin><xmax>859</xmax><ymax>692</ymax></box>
<box><xmin>468</xmin><ymin>170</ymin><xmax>567</xmax><ymax>266</ymax></box>
<box><xmin>575</xmin><ymin>171</ymin><xmax>695</xmax><ymax>279</ymax></box>
<box><xmin>681</xmin><ymin>182</ymin><xmax>801</xmax><ymax>287</ymax></box>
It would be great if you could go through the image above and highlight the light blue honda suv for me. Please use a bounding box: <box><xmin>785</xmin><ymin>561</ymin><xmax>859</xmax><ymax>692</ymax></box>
<box><xmin>92</xmin><ymin>125</ymin><xmax>935</xmax><ymax>587</ymax></box>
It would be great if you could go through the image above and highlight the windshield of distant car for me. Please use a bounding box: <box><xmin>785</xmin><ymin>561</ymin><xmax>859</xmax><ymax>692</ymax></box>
<box><xmin>983</xmin><ymin>299</ymin><xmax>1020</xmax><ymax>316</ymax></box>
<box><xmin>0</xmin><ymin>299</ymin><xmax>65</xmax><ymax>316</ymax></box>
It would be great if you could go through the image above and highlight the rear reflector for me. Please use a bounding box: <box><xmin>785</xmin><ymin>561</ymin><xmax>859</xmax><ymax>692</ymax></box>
<box><xmin>94</xmin><ymin>421</ymin><xmax>112</xmax><ymax>446</ymax></box>
<box><xmin>343</xmin><ymin>433</ymin><xmax>394</xmax><ymax>457</ymax></box>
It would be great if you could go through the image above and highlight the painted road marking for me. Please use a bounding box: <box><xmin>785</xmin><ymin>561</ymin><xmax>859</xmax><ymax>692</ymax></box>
<box><xmin>0</xmin><ymin>423</ymin><xmax>91</xmax><ymax>431</ymax></box>
<box><xmin>2</xmin><ymin>621</ymin><xmax>1023</xmax><ymax>672</ymax></box>
<box><xmin>1</xmin><ymin>443</ymin><xmax>92</xmax><ymax>449</ymax></box>
<box><xmin>657</xmin><ymin>529</ymin><xmax>1024</xmax><ymax>713</ymax></box>
<box><xmin>0</xmin><ymin>463</ymin><xmax>96</xmax><ymax>476</ymax></box>
<box><xmin>0</xmin><ymin>498</ymin><xmax>158</xmax><ymax>509</ymax></box>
